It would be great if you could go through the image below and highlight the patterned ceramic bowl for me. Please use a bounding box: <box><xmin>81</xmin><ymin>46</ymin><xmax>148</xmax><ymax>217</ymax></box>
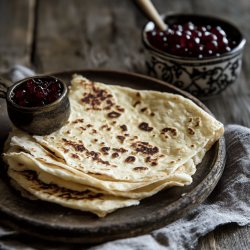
<box><xmin>142</xmin><ymin>14</ymin><xmax>246</xmax><ymax>98</ymax></box>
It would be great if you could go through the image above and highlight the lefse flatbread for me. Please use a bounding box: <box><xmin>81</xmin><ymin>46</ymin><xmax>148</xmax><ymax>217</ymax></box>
<box><xmin>3</xmin><ymin>75</ymin><xmax>224</xmax><ymax>217</ymax></box>
<box><xmin>8</xmin><ymin>169</ymin><xmax>139</xmax><ymax>217</ymax></box>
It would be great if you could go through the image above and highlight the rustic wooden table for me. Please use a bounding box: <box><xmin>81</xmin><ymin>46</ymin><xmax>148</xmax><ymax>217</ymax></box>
<box><xmin>0</xmin><ymin>0</ymin><xmax>249</xmax><ymax>249</ymax></box>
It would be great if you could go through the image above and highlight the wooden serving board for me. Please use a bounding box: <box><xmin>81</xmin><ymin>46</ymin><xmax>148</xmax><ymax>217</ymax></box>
<box><xmin>0</xmin><ymin>70</ymin><xmax>226</xmax><ymax>244</ymax></box>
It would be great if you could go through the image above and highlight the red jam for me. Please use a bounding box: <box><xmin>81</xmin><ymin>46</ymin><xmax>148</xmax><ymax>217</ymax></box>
<box><xmin>146</xmin><ymin>22</ymin><xmax>237</xmax><ymax>58</ymax></box>
<box><xmin>12</xmin><ymin>78</ymin><xmax>63</xmax><ymax>107</ymax></box>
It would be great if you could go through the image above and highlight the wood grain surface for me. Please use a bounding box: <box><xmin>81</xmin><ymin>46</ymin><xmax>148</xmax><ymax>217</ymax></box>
<box><xmin>0</xmin><ymin>0</ymin><xmax>35</xmax><ymax>73</ymax></box>
<box><xmin>0</xmin><ymin>0</ymin><xmax>249</xmax><ymax>249</ymax></box>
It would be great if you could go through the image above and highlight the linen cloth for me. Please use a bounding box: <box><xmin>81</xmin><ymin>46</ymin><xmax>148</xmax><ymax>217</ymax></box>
<box><xmin>0</xmin><ymin>65</ymin><xmax>249</xmax><ymax>250</ymax></box>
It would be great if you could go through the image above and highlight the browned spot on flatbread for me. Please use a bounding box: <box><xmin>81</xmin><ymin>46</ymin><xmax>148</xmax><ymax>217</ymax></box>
<box><xmin>145</xmin><ymin>156</ymin><xmax>158</xmax><ymax>166</ymax></box>
<box><xmin>161</xmin><ymin>127</ymin><xmax>178</xmax><ymax>136</ymax></box>
<box><xmin>62</xmin><ymin>138</ymin><xmax>86</xmax><ymax>152</ymax></box>
<box><xmin>72</xmin><ymin>119</ymin><xmax>84</xmax><ymax>124</ymax></box>
<box><xmin>188</xmin><ymin>127</ymin><xmax>195</xmax><ymax>135</ymax></box>
<box><xmin>133</xmin><ymin>166</ymin><xmax>148</xmax><ymax>171</ymax></box>
<box><xmin>116</xmin><ymin>135</ymin><xmax>125</xmax><ymax>143</ymax></box>
<box><xmin>81</xmin><ymin>84</ymin><xmax>113</xmax><ymax>111</ymax></box>
<box><xmin>71</xmin><ymin>153</ymin><xmax>80</xmax><ymax>159</ymax></box>
<box><xmin>132</xmin><ymin>141</ymin><xmax>159</xmax><ymax>155</ymax></box>
<box><xmin>120</xmin><ymin>124</ymin><xmax>127</xmax><ymax>132</ymax></box>
<box><xmin>106</xmin><ymin>99</ymin><xmax>113</xmax><ymax>105</ymax></box>
<box><xmin>107</xmin><ymin>111</ymin><xmax>121</xmax><ymax>118</ymax></box>
<box><xmin>111</xmin><ymin>152</ymin><xmax>119</xmax><ymax>158</ymax></box>
<box><xmin>151</xmin><ymin>162</ymin><xmax>158</xmax><ymax>166</ymax></box>
<box><xmin>88</xmin><ymin>151</ymin><xmax>110</xmax><ymax>166</ymax></box>
<box><xmin>104</xmin><ymin>106</ymin><xmax>111</xmax><ymax>110</ymax></box>
<box><xmin>101</xmin><ymin>147</ymin><xmax>110</xmax><ymax>155</ymax></box>
<box><xmin>133</xmin><ymin>101</ymin><xmax>141</xmax><ymax>107</ymax></box>
<box><xmin>138</xmin><ymin>122</ymin><xmax>153</xmax><ymax>132</ymax></box>
<box><xmin>116</xmin><ymin>106</ymin><xmax>125</xmax><ymax>112</ymax></box>
<box><xmin>140</xmin><ymin>107</ymin><xmax>148</xmax><ymax>112</ymax></box>
<box><xmin>195</xmin><ymin>118</ymin><xmax>201</xmax><ymax>127</ymax></box>
<box><xmin>113</xmin><ymin>148</ymin><xmax>128</xmax><ymax>153</ymax></box>
<box><xmin>79</xmin><ymin>127</ymin><xmax>86</xmax><ymax>131</ymax></box>
<box><xmin>62</xmin><ymin>138</ymin><xmax>111</xmax><ymax>166</ymax></box>
<box><xmin>100</xmin><ymin>124</ymin><xmax>108</xmax><ymax>130</ymax></box>
<box><xmin>125</xmin><ymin>156</ymin><xmax>136</xmax><ymax>163</ymax></box>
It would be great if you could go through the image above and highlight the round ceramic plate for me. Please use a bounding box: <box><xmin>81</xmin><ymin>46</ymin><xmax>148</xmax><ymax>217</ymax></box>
<box><xmin>0</xmin><ymin>70</ymin><xmax>226</xmax><ymax>244</ymax></box>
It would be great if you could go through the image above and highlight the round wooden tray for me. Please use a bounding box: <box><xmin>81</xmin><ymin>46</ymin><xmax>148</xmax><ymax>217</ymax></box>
<box><xmin>0</xmin><ymin>70</ymin><xmax>226</xmax><ymax>244</ymax></box>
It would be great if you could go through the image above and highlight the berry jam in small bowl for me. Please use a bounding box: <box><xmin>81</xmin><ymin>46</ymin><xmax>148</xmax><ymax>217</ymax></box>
<box><xmin>4</xmin><ymin>76</ymin><xmax>70</xmax><ymax>135</ymax></box>
<box><xmin>12</xmin><ymin>77</ymin><xmax>64</xmax><ymax>108</ymax></box>
<box><xmin>142</xmin><ymin>14</ymin><xmax>246</xmax><ymax>98</ymax></box>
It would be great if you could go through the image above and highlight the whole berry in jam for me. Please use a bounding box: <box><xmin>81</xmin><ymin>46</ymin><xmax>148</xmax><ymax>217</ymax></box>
<box><xmin>146</xmin><ymin>22</ymin><xmax>237</xmax><ymax>58</ymax></box>
<box><xmin>12</xmin><ymin>78</ymin><xmax>63</xmax><ymax>107</ymax></box>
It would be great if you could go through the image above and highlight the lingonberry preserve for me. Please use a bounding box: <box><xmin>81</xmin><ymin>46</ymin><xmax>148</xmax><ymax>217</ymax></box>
<box><xmin>12</xmin><ymin>78</ymin><xmax>63</xmax><ymax>107</ymax></box>
<box><xmin>146</xmin><ymin>22</ymin><xmax>237</xmax><ymax>58</ymax></box>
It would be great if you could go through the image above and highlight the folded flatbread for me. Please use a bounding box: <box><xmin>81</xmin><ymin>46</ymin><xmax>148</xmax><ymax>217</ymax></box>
<box><xmin>8</xmin><ymin>169</ymin><xmax>139</xmax><ymax>217</ymax></box>
<box><xmin>3</xmin><ymin>75</ymin><xmax>224</xmax><ymax>217</ymax></box>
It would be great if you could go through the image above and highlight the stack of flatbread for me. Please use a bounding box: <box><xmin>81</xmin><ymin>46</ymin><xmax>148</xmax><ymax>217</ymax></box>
<box><xmin>3</xmin><ymin>75</ymin><xmax>224</xmax><ymax>217</ymax></box>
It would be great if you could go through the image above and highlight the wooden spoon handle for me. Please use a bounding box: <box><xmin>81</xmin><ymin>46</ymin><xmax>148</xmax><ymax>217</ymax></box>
<box><xmin>136</xmin><ymin>0</ymin><xmax>167</xmax><ymax>31</ymax></box>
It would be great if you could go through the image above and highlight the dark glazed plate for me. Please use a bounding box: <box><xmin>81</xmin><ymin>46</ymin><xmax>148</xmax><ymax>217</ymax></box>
<box><xmin>0</xmin><ymin>70</ymin><xmax>226</xmax><ymax>244</ymax></box>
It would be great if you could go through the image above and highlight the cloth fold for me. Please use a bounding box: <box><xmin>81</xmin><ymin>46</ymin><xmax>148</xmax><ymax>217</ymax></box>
<box><xmin>9</xmin><ymin>65</ymin><xmax>35</xmax><ymax>82</ymax></box>
<box><xmin>0</xmin><ymin>66</ymin><xmax>249</xmax><ymax>249</ymax></box>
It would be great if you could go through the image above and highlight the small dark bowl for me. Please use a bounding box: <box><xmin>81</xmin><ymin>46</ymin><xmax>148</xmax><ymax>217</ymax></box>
<box><xmin>6</xmin><ymin>76</ymin><xmax>70</xmax><ymax>135</ymax></box>
<box><xmin>142</xmin><ymin>14</ymin><xmax>246</xmax><ymax>98</ymax></box>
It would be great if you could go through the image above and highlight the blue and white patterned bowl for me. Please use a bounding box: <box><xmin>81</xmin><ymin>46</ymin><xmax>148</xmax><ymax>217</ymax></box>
<box><xmin>142</xmin><ymin>14</ymin><xmax>246</xmax><ymax>99</ymax></box>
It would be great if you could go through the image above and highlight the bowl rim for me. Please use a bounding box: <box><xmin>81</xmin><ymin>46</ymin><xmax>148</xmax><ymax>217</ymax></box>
<box><xmin>142</xmin><ymin>13</ymin><xmax>246</xmax><ymax>62</ymax></box>
<box><xmin>6</xmin><ymin>75</ymin><xmax>69</xmax><ymax>112</ymax></box>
